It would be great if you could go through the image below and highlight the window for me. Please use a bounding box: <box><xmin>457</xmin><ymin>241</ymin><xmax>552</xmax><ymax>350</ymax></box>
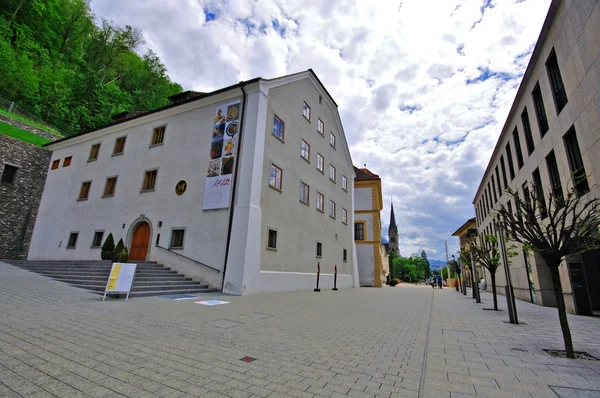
<box><xmin>1</xmin><ymin>164</ymin><xmax>18</xmax><ymax>184</ymax></box>
<box><xmin>317</xmin><ymin>153</ymin><xmax>324</xmax><ymax>173</ymax></box>
<box><xmin>521</xmin><ymin>108</ymin><xmax>535</xmax><ymax>155</ymax></box>
<box><xmin>342</xmin><ymin>208</ymin><xmax>348</xmax><ymax>224</ymax></box>
<box><xmin>103</xmin><ymin>176</ymin><xmax>118</xmax><ymax>197</ymax></box>
<box><xmin>512</xmin><ymin>128</ymin><xmax>524</xmax><ymax>169</ymax></box>
<box><xmin>319</xmin><ymin>95</ymin><xmax>322</xmax><ymax>105</ymax></box>
<box><xmin>546</xmin><ymin>49</ymin><xmax>568</xmax><ymax>113</ymax></box>
<box><xmin>113</xmin><ymin>136</ymin><xmax>126</xmax><ymax>155</ymax></box>
<box><xmin>484</xmin><ymin>188</ymin><xmax>490</xmax><ymax>213</ymax></box>
<box><xmin>67</xmin><ymin>232</ymin><xmax>78</xmax><ymax>249</ymax></box>
<box><xmin>343</xmin><ymin>249</ymin><xmax>347</xmax><ymax>262</ymax></box>
<box><xmin>522</xmin><ymin>182</ymin><xmax>531</xmax><ymax>207</ymax></box>
<box><xmin>488</xmin><ymin>182</ymin><xmax>494</xmax><ymax>205</ymax></box>
<box><xmin>63</xmin><ymin>156</ymin><xmax>72</xmax><ymax>167</ymax></box>
<box><xmin>301</xmin><ymin>140</ymin><xmax>310</xmax><ymax>161</ymax></box>
<box><xmin>302</xmin><ymin>102</ymin><xmax>311</xmax><ymax>121</ymax></box>
<box><xmin>267</xmin><ymin>229</ymin><xmax>277</xmax><ymax>250</ymax></box>
<box><xmin>316</xmin><ymin>242</ymin><xmax>322</xmax><ymax>258</ymax></box>
<box><xmin>532</xmin><ymin>83</ymin><xmax>549</xmax><ymax>136</ymax></box>
<box><xmin>300</xmin><ymin>182</ymin><xmax>310</xmax><ymax>204</ymax></box>
<box><xmin>78</xmin><ymin>181</ymin><xmax>91</xmax><ymax>200</ymax></box>
<box><xmin>330</xmin><ymin>132</ymin><xmax>336</xmax><ymax>148</ymax></box>
<box><xmin>51</xmin><ymin>159</ymin><xmax>60</xmax><ymax>170</ymax></box>
<box><xmin>532</xmin><ymin>168</ymin><xmax>547</xmax><ymax>218</ymax></box>
<box><xmin>546</xmin><ymin>150</ymin><xmax>564</xmax><ymax>203</ymax></box>
<box><xmin>317</xmin><ymin>118</ymin><xmax>324</xmax><ymax>135</ymax></box>
<box><xmin>269</xmin><ymin>164</ymin><xmax>282</xmax><ymax>191</ymax></box>
<box><xmin>317</xmin><ymin>192</ymin><xmax>324</xmax><ymax>212</ymax></box>
<box><xmin>273</xmin><ymin>115</ymin><xmax>285</xmax><ymax>140</ymax></box>
<box><xmin>170</xmin><ymin>229</ymin><xmax>185</xmax><ymax>249</ymax></box>
<box><xmin>142</xmin><ymin>169</ymin><xmax>157</xmax><ymax>192</ymax></box>
<box><xmin>355</xmin><ymin>222</ymin><xmax>365</xmax><ymax>240</ymax></box>
<box><xmin>507</xmin><ymin>200</ymin><xmax>513</xmax><ymax>215</ymax></box>
<box><xmin>89</xmin><ymin>144</ymin><xmax>101</xmax><ymax>161</ymax></box>
<box><xmin>491</xmin><ymin>176</ymin><xmax>497</xmax><ymax>203</ymax></box>
<box><xmin>390</xmin><ymin>236</ymin><xmax>396</xmax><ymax>242</ymax></box>
<box><xmin>91</xmin><ymin>231</ymin><xmax>104</xmax><ymax>248</ymax></box>
<box><xmin>329</xmin><ymin>164</ymin><xmax>336</xmax><ymax>182</ymax></box>
<box><xmin>342</xmin><ymin>175</ymin><xmax>347</xmax><ymax>191</ymax></box>
<box><xmin>329</xmin><ymin>200</ymin><xmax>336</xmax><ymax>218</ymax></box>
<box><xmin>505</xmin><ymin>143</ymin><xmax>515</xmax><ymax>180</ymax></box>
<box><xmin>563</xmin><ymin>126</ymin><xmax>589</xmax><ymax>196</ymax></box>
<box><xmin>495</xmin><ymin>166</ymin><xmax>502</xmax><ymax>197</ymax></box>
<box><xmin>151</xmin><ymin>125</ymin><xmax>166</xmax><ymax>146</ymax></box>
<box><xmin>500</xmin><ymin>155</ymin><xmax>508</xmax><ymax>188</ymax></box>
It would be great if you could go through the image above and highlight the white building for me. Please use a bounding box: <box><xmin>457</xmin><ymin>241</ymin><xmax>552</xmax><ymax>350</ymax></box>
<box><xmin>29</xmin><ymin>70</ymin><xmax>360</xmax><ymax>295</ymax></box>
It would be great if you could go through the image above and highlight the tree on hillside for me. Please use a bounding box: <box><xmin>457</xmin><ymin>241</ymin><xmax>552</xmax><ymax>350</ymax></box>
<box><xmin>470</xmin><ymin>235</ymin><xmax>501</xmax><ymax>310</ymax></box>
<box><xmin>420</xmin><ymin>250</ymin><xmax>432</xmax><ymax>279</ymax></box>
<box><xmin>0</xmin><ymin>0</ymin><xmax>182</xmax><ymax>134</ymax></box>
<box><xmin>497</xmin><ymin>180</ymin><xmax>600</xmax><ymax>359</ymax></box>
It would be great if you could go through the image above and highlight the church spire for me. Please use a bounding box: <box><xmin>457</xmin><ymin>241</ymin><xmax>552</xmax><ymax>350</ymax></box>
<box><xmin>388</xmin><ymin>199</ymin><xmax>399</xmax><ymax>255</ymax></box>
<box><xmin>389</xmin><ymin>199</ymin><xmax>398</xmax><ymax>234</ymax></box>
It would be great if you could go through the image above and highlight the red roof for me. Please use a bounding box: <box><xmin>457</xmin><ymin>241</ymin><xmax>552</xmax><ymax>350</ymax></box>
<box><xmin>354</xmin><ymin>166</ymin><xmax>380</xmax><ymax>181</ymax></box>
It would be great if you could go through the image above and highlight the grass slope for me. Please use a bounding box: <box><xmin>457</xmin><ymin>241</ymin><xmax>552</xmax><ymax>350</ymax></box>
<box><xmin>0</xmin><ymin>109</ymin><xmax>64</xmax><ymax>137</ymax></box>
<box><xmin>0</xmin><ymin>120</ymin><xmax>51</xmax><ymax>147</ymax></box>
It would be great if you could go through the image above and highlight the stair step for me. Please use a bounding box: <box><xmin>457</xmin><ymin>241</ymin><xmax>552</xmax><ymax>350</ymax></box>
<box><xmin>6</xmin><ymin>260</ymin><xmax>216</xmax><ymax>299</ymax></box>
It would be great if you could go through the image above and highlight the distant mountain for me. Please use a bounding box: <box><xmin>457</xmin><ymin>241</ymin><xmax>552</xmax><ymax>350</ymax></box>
<box><xmin>429</xmin><ymin>259</ymin><xmax>446</xmax><ymax>270</ymax></box>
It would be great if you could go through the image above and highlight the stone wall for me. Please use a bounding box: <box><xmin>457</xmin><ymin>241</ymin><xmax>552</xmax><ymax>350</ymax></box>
<box><xmin>0</xmin><ymin>135</ymin><xmax>51</xmax><ymax>259</ymax></box>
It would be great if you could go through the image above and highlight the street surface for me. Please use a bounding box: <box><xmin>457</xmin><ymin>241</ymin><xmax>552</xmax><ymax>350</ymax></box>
<box><xmin>1</xmin><ymin>262</ymin><xmax>599</xmax><ymax>397</ymax></box>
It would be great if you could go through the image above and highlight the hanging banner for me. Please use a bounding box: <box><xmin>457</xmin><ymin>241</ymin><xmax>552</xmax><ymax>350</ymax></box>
<box><xmin>203</xmin><ymin>100</ymin><xmax>241</xmax><ymax>210</ymax></box>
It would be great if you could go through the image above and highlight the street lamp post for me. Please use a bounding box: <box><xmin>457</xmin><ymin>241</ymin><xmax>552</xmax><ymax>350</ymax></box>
<box><xmin>467</xmin><ymin>229</ymin><xmax>481</xmax><ymax>304</ymax></box>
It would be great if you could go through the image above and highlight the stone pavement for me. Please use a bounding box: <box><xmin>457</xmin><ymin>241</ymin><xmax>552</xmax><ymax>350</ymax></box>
<box><xmin>0</xmin><ymin>262</ymin><xmax>599</xmax><ymax>398</ymax></box>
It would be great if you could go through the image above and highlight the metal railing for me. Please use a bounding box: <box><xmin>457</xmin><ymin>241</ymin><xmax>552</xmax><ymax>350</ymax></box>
<box><xmin>155</xmin><ymin>244</ymin><xmax>220</xmax><ymax>273</ymax></box>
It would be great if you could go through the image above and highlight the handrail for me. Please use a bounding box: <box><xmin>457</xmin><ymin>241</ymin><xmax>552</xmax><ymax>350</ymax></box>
<box><xmin>155</xmin><ymin>244</ymin><xmax>220</xmax><ymax>273</ymax></box>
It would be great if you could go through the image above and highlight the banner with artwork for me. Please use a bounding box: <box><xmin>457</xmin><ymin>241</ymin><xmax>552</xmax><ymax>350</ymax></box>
<box><xmin>203</xmin><ymin>100</ymin><xmax>241</xmax><ymax>210</ymax></box>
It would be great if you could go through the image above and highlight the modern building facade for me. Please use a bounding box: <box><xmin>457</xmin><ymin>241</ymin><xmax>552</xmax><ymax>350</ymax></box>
<box><xmin>29</xmin><ymin>70</ymin><xmax>359</xmax><ymax>295</ymax></box>
<box><xmin>354</xmin><ymin>167</ymin><xmax>386</xmax><ymax>287</ymax></box>
<box><xmin>473</xmin><ymin>0</ymin><xmax>600</xmax><ymax>314</ymax></box>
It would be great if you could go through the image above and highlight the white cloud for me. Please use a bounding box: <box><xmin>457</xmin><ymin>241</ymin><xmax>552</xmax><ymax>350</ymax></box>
<box><xmin>90</xmin><ymin>0</ymin><xmax>551</xmax><ymax>260</ymax></box>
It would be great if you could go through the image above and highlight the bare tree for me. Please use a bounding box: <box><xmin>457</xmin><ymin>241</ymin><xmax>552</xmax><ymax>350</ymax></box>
<box><xmin>497</xmin><ymin>181</ymin><xmax>600</xmax><ymax>358</ymax></box>
<box><xmin>470</xmin><ymin>234</ymin><xmax>501</xmax><ymax>310</ymax></box>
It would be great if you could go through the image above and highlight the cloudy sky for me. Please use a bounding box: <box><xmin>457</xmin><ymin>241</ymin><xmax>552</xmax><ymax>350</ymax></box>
<box><xmin>91</xmin><ymin>0</ymin><xmax>551</xmax><ymax>261</ymax></box>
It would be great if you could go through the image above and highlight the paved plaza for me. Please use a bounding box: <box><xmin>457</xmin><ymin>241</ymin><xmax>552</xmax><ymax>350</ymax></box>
<box><xmin>1</xmin><ymin>262</ymin><xmax>599</xmax><ymax>398</ymax></box>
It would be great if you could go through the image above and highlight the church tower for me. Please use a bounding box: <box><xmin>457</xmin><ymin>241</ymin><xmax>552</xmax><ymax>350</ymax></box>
<box><xmin>389</xmin><ymin>201</ymin><xmax>399</xmax><ymax>255</ymax></box>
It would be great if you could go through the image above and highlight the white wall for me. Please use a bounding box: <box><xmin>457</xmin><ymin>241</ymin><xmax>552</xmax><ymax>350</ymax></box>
<box><xmin>356</xmin><ymin>244</ymin><xmax>374</xmax><ymax>286</ymax></box>
<box><xmin>258</xmin><ymin>78</ymin><xmax>355</xmax><ymax>280</ymax></box>
<box><xmin>29</xmin><ymin>90</ymin><xmax>246</xmax><ymax>288</ymax></box>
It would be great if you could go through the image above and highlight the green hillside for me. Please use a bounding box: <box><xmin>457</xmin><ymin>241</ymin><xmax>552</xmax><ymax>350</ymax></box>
<box><xmin>0</xmin><ymin>0</ymin><xmax>183</xmax><ymax>136</ymax></box>
<box><xmin>0</xmin><ymin>120</ymin><xmax>51</xmax><ymax>147</ymax></box>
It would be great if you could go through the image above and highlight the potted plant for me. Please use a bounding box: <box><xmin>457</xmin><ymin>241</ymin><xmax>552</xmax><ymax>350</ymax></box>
<box><xmin>101</xmin><ymin>233</ymin><xmax>115</xmax><ymax>260</ymax></box>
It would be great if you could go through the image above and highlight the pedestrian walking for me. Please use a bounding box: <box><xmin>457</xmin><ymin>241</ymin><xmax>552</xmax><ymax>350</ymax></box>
<box><xmin>437</xmin><ymin>274</ymin><xmax>443</xmax><ymax>289</ymax></box>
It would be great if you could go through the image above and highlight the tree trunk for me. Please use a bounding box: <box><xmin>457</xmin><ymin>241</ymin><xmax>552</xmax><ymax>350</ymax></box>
<box><xmin>490</xmin><ymin>272</ymin><xmax>498</xmax><ymax>311</ymax></box>
<box><xmin>8</xmin><ymin>0</ymin><xmax>26</xmax><ymax>28</ymax></box>
<box><xmin>549</xmin><ymin>264</ymin><xmax>575</xmax><ymax>358</ymax></box>
<box><xmin>455</xmin><ymin>275</ymin><xmax>459</xmax><ymax>291</ymax></box>
<box><xmin>470</xmin><ymin>268</ymin><xmax>476</xmax><ymax>298</ymax></box>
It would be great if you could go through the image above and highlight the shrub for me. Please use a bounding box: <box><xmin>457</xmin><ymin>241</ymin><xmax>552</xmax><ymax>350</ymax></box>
<box><xmin>117</xmin><ymin>247</ymin><xmax>129</xmax><ymax>263</ymax></box>
<box><xmin>389</xmin><ymin>278</ymin><xmax>401</xmax><ymax>286</ymax></box>
<box><xmin>113</xmin><ymin>238</ymin><xmax>124</xmax><ymax>262</ymax></box>
<box><xmin>101</xmin><ymin>233</ymin><xmax>115</xmax><ymax>260</ymax></box>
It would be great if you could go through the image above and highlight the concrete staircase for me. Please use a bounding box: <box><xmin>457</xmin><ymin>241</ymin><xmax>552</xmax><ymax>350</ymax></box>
<box><xmin>5</xmin><ymin>260</ymin><xmax>218</xmax><ymax>298</ymax></box>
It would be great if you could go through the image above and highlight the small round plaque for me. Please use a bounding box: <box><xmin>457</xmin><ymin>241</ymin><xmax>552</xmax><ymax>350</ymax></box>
<box><xmin>175</xmin><ymin>180</ymin><xmax>187</xmax><ymax>195</ymax></box>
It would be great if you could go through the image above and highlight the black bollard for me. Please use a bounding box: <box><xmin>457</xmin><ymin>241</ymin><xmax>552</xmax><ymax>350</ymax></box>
<box><xmin>314</xmin><ymin>262</ymin><xmax>321</xmax><ymax>292</ymax></box>
<box><xmin>333</xmin><ymin>264</ymin><xmax>338</xmax><ymax>291</ymax></box>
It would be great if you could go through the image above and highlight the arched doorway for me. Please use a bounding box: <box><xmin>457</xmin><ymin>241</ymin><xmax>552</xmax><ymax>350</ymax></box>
<box><xmin>130</xmin><ymin>222</ymin><xmax>150</xmax><ymax>261</ymax></box>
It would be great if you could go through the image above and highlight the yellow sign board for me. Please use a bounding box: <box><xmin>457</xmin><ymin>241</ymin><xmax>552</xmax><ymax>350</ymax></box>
<box><xmin>107</xmin><ymin>264</ymin><xmax>121</xmax><ymax>291</ymax></box>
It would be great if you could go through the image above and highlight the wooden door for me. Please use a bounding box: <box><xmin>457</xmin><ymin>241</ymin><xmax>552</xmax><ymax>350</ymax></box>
<box><xmin>130</xmin><ymin>222</ymin><xmax>150</xmax><ymax>261</ymax></box>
